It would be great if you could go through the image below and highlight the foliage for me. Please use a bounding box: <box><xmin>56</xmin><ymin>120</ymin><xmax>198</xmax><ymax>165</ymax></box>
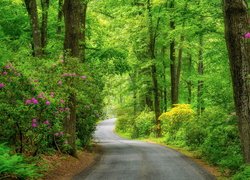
<box><xmin>0</xmin><ymin>144</ymin><xmax>39</xmax><ymax>179</ymax></box>
<box><xmin>133</xmin><ymin>110</ymin><xmax>155</xmax><ymax>138</ymax></box>
<box><xmin>159</xmin><ymin>104</ymin><xmax>194</xmax><ymax>138</ymax></box>
<box><xmin>233</xmin><ymin>165</ymin><xmax>250</xmax><ymax>180</ymax></box>
<box><xmin>0</xmin><ymin>55</ymin><xmax>103</xmax><ymax>154</ymax></box>
<box><xmin>115</xmin><ymin>106</ymin><xmax>134</xmax><ymax>135</ymax></box>
<box><xmin>200</xmin><ymin>111</ymin><xmax>243</xmax><ymax>171</ymax></box>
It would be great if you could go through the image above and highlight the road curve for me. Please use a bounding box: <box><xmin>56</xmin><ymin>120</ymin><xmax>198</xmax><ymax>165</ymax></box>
<box><xmin>74</xmin><ymin>118</ymin><xmax>215</xmax><ymax>180</ymax></box>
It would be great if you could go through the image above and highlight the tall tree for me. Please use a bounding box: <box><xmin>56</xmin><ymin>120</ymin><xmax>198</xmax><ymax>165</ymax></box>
<box><xmin>187</xmin><ymin>54</ymin><xmax>192</xmax><ymax>104</ymax></box>
<box><xmin>63</xmin><ymin>0</ymin><xmax>82</xmax><ymax>156</ymax></box>
<box><xmin>57</xmin><ymin>0</ymin><xmax>63</xmax><ymax>34</ymax></box>
<box><xmin>80</xmin><ymin>1</ymin><xmax>88</xmax><ymax>62</ymax></box>
<box><xmin>41</xmin><ymin>0</ymin><xmax>50</xmax><ymax>53</ymax></box>
<box><xmin>169</xmin><ymin>0</ymin><xmax>178</xmax><ymax>105</ymax></box>
<box><xmin>197</xmin><ymin>35</ymin><xmax>205</xmax><ymax>115</ymax></box>
<box><xmin>223</xmin><ymin>0</ymin><xmax>250</xmax><ymax>163</ymax></box>
<box><xmin>147</xmin><ymin>0</ymin><xmax>161</xmax><ymax>137</ymax></box>
<box><xmin>24</xmin><ymin>0</ymin><xmax>42</xmax><ymax>57</ymax></box>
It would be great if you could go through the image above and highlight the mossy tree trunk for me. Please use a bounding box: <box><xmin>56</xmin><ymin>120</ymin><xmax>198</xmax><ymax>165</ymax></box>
<box><xmin>223</xmin><ymin>0</ymin><xmax>250</xmax><ymax>163</ymax></box>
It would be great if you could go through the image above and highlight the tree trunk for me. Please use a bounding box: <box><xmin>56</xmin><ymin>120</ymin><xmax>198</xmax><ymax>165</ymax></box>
<box><xmin>57</xmin><ymin>0</ymin><xmax>63</xmax><ymax>34</ymax></box>
<box><xmin>169</xmin><ymin>0</ymin><xmax>178</xmax><ymax>106</ymax></box>
<box><xmin>64</xmin><ymin>0</ymin><xmax>81</xmax><ymax>57</ymax></box>
<box><xmin>223</xmin><ymin>0</ymin><xmax>250</xmax><ymax>163</ymax></box>
<box><xmin>129</xmin><ymin>72</ymin><xmax>138</xmax><ymax>116</ymax></box>
<box><xmin>187</xmin><ymin>54</ymin><xmax>192</xmax><ymax>104</ymax></box>
<box><xmin>41</xmin><ymin>0</ymin><xmax>50</xmax><ymax>54</ymax></box>
<box><xmin>162</xmin><ymin>46</ymin><xmax>167</xmax><ymax>112</ymax></box>
<box><xmin>63</xmin><ymin>0</ymin><xmax>82</xmax><ymax>157</ymax></box>
<box><xmin>24</xmin><ymin>0</ymin><xmax>42</xmax><ymax>57</ymax></box>
<box><xmin>197</xmin><ymin>35</ymin><xmax>205</xmax><ymax>115</ymax></box>
<box><xmin>176</xmin><ymin>35</ymin><xmax>184</xmax><ymax>102</ymax></box>
<box><xmin>80</xmin><ymin>2</ymin><xmax>87</xmax><ymax>62</ymax></box>
<box><xmin>147</xmin><ymin>0</ymin><xmax>161</xmax><ymax>137</ymax></box>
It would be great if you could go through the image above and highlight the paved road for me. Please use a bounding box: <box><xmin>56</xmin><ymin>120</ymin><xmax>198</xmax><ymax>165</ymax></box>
<box><xmin>74</xmin><ymin>118</ymin><xmax>215</xmax><ymax>180</ymax></box>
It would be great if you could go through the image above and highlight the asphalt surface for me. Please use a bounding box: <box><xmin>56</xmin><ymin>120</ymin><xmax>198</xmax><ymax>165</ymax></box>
<box><xmin>74</xmin><ymin>118</ymin><xmax>215</xmax><ymax>180</ymax></box>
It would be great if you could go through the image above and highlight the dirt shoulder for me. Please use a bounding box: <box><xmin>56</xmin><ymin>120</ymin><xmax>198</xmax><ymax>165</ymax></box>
<box><xmin>41</xmin><ymin>145</ymin><xmax>101</xmax><ymax>180</ymax></box>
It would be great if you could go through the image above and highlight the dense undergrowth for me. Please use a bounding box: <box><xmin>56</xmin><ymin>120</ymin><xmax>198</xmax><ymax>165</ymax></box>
<box><xmin>115</xmin><ymin>104</ymin><xmax>247</xmax><ymax>179</ymax></box>
<box><xmin>0</xmin><ymin>57</ymin><xmax>104</xmax><ymax>178</ymax></box>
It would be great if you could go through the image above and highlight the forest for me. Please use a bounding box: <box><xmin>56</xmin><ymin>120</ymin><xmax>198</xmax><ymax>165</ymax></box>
<box><xmin>0</xmin><ymin>0</ymin><xmax>249</xmax><ymax>179</ymax></box>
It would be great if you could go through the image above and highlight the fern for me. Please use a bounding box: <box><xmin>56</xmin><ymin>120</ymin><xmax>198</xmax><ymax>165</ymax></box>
<box><xmin>0</xmin><ymin>144</ymin><xmax>40</xmax><ymax>179</ymax></box>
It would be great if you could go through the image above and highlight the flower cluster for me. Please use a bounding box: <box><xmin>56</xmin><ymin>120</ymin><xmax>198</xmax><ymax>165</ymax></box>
<box><xmin>32</xmin><ymin>119</ymin><xmax>38</xmax><ymax>128</ymax></box>
<box><xmin>62</xmin><ymin>73</ymin><xmax>87</xmax><ymax>79</ymax></box>
<box><xmin>26</xmin><ymin>98</ymin><xmax>39</xmax><ymax>105</ymax></box>
<box><xmin>0</xmin><ymin>83</ymin><xmax>5</xmax><ymax>89</ymax></box>
<box><xmin>244</xmin><ymin>32</ymin><xmax>250</xmax><ymax>39</ymax></box>
<box><xmin>54</xmin><ymin>132</ymin><xmax>64</xmax><ymax>137</ymax></box>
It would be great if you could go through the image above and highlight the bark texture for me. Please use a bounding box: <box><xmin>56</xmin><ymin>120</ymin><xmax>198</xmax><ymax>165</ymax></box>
<box><xmin>41</xmin><ymin>0</ymin><xmax>50</xmax><ymax>53</ymax></box>
<box><xmin>24</xmin><ymin>0</ymin><xmax>42</xmax><ymax>57</ymax></box>
<box><xmin>64</xmin><ymin>0</ymin><xmax>81</xmax><ymax>57</ymax></box>
<box><xmin>147</xmin><ymin>0</ymin><xmax>161</xmax><ymax>137</ymax></box>
<box><xmin>197</xmin><ymin>35</ymin><xmax>205</xmax><ymax>115</ymax></box>
<box><xmin>80</xmin><ymin>2</ymin><xmax>87</xmax><ymax>62</ymax></box>
<box><xmin>63</xmin><ymin>0</ymin><xmax>82</xmax><ymax>156</ymax></box>
<box><xmin>57</xmin><ymin>0</ymin><xmax>64</xmax><ymax>34</ymax></box>
<box><xmin>169</xmin><ymin>0</ymin><xmax>178</xmax><ymax>105</ymax></box>
<box><xmin>223</xmin><ymin>0</ymin><xmax>250</xmax><ymax>163</ymax></box>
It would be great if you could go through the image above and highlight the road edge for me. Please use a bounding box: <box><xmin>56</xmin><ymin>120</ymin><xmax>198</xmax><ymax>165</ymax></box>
<box><xmin>73</xmin><ymin>144</ymin><xmax>103</xmax><ymax>180</ymax></box>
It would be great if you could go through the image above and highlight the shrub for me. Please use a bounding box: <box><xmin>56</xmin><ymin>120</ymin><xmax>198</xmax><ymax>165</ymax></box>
<box><xmin>201</xmin><ymin>125</ymin><xmax>243</xmax><ymax>170</ymax></box>
<box><xmin>133</xmin><ymin>110</ymin><xmax>155</xmax><ymax>138</ymax></box>
<box><xmin>0</xmin><ymin>144</ymin><xmax>39</xmax><ymax>179</ymax></box>
<box><xmin>0</xmin><ymin>57</ymin><xmax>103</xmax><ymax>154</ymax></box>
<box><xmin>159</xmin><ymin>104</ymin><xmax>194</xmax><ymax>140</ymax></box>
<box><xmin>115</xmin><ymin>106</ymin><xmax>134</xmax><ymax>135</ymax></box>
<box><xmin>184</xmin><ymin>118</ymin><xmax>207</xmax><ymax>149</ymax></box>
<box><xmin>233</xmin><ymin>165</ymin><xmax>250</xmax><ymax>180</ymax></box>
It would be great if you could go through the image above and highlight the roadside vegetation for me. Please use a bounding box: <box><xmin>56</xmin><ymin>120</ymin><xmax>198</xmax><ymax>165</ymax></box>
<box><xmin>0</xmin><ymin>0</ymin><xmax>249</xmax><ymax>179</ymax></box>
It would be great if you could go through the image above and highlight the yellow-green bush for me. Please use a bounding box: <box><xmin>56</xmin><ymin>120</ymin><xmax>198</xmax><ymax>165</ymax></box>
<box><xmin>133</xmin><ymin>111</ymin><xmax>155</xmax><ymax>138</ymax></box>
<box><xmin>159</xmin><ymin>104</ymin><xmax>194</xmax><ymax>140</ymax></box>
<box><xmin>115</xmin><ymin>106</ymin><xmax>134</xmax><ymax>134</ymax></box>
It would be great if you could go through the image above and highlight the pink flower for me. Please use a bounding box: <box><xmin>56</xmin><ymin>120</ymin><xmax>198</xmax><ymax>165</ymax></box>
<box><xmin>58</xmin><ymin>80</ymin><xmax>62</xmax><ymax>85</ymax></box>
<box><xmin>46</xmin><ymin>101</ymin><xmax>51</xmax><ymax>105</ymax></box>
<box><xmin>0</xmin><ymin>83</ymin><xmax>5</xmax><ymax>88</ymax></box>
<box><xmin>43</xmin><ymin>120</ymin><xmax>49</xmax><ymax>125</ymax></box>
<box><xmin>31</xmin><ymin>98</ymin><xmax>39</xmax><ymax>104</ymax></box>
<box><xmin>32</xmin><ymin>123</ymin><xmax>37</xmax><ymax>128</ymax></box>
<box><xmin>32</xmin><ymin>119</ymin><xmax>37</xmax><ymax>123</ymax></box>
<box><xmin>37</xmin><ymin>92</ymin><xmax>45</xmax><ymax>99</ymax></box>
<box><xmin>25</xmin><ymin>99</ymin><xmax>32</xmax><ymax>105</ymax></box>
<box><xmin>60</xmin><ymin>99</ymin><xmax>65</xmax><ymax>104</ymax></box>
<box><xmin>80</xmin><ymin>76</ymin><xmax>87</xmax><ymax>79</ymax></box>
<box><xmin>50</xmin><ymin>92</ymin><xmax>55</xmax><ymax>98</ymax></box>
<box><xmin>54</xmin><ymin>133</ymin><xmax>59</xmax><ymax>136</ymax></box>
<box><xmin>2</xmin><ymin>72</ymin><xmax>7</xmax><ymax>76</ymax></box>
<box><xmin>4</xmin><ymin>65</ymin><xmax>10</xmax><ymax>69</ymax></box>
<box><xmin>244</xmin><ymin>32</ymin><xmax>250</xmax><ymax>39</ymax></box>
<box><xmin>59</xmin><ymin>107</ymin><xmax>64</xmax><ymax>112</ymax></box>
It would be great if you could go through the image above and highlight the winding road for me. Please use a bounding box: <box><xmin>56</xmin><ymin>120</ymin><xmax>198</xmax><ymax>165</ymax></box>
<box><xmin>74</xmin><ymin>118</ymin><xmax>215</xmax><ymax>180</ymax></box>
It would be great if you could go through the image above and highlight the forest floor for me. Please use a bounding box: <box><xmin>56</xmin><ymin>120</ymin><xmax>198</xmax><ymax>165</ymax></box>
<box><xmin>40</xmin><ymin>145</ymin><xmax>101</xmax><ymax>180</ymax></box>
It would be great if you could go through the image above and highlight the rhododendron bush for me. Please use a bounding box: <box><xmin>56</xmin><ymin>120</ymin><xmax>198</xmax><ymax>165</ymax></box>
<box><xmin>0</xmin><ymin>57</ymin><xmax>104</xmax><ymax>154</ymax></box>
